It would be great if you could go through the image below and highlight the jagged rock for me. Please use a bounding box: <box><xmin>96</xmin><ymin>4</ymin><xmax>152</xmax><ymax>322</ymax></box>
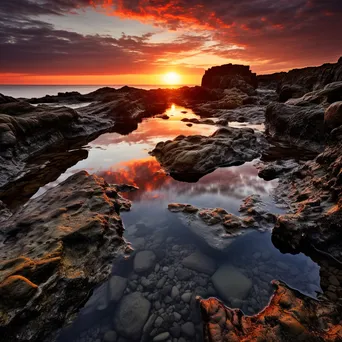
<box><xmin>113</xmin><ymin>292</ymin><xmax>151</xmax><ymax>340</ymax></box>
<box><xmin>0</xmin><ymin>171</ymin><xmax>129</xmax><ymax>341</ymax></box>
<box><xmin>168</xmin><ymin>198</ymin><xmax>276</xmax><ymax>251</ymax></box>
<box><xmin>276</xmin><ymin>57</ymin><xmax>342</xmax><ymax>96</ymax></box>
<box><xmin>182</xmin><ymin>251</ymin><xmax>216</xmax><ymax>275</ymax></box>
<box><xmin>198</xmin><ymin>281</ymin><xmax>342</xmax><ymax>341</ymax></box>
<box><xmin>211</xmin><ymin>265</ymin><xmax>252</xmax><ymax>302</ymax></box>
<box><xmin>202</xmin><ymin>64</ymin><xmax>257</xmax><ymax>92</ymax></box>
<box><xmin>151</xmin><ymin>127</ymin><xmax>267</xmax><ymax>181</ymax></box>
<box><xmin>278</xmin><ymin>84</ymin><xmax>306</xmax><ymax>102</ymax></box>
<box><xmin>286</xmin><ymin>81</ymin><xmax>342</xmax><ymax>106</ymax></box>
<box><xmin>265</xmin><ymin>102</ymin><xmax>325</xmax><ymax>148</ymax></box>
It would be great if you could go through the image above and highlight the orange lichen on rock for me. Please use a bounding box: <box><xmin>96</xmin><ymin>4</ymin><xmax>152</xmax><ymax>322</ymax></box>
<box><xmin>198</xmin><ymin>281</ymin><xmax>342</xmax><ymax>342</ymax></box>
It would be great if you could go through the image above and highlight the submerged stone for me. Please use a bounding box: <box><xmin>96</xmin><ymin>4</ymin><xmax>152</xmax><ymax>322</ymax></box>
<box><xmin>211</xmin><ymin>264</ymin><xmax>252</xmax><ymax>302</ymax></box>
<box><xmin>113</xmin><ymin>292</ymin><xmax>151</xmax><ymax>340</ymax></box>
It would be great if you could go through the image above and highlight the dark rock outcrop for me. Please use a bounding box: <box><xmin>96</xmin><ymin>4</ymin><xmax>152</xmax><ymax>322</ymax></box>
<box><xmin>199</xmin><ymin>280</ymin><xmax>342</xmax><ymax>342</ymax></box>
<box><xmin>0</xmin><ymin>171</ymin><xmax>132</xmax><ymax>341</ymax></box>
<box><xmin>275</xmin><ymin>57</ymin><xmax>342</xmax><ymax>101</ymax></box>
<box><xmin>201</xmin><ymin>64</ymin><xmax>257</xmax><ymax>93</ymax></box>
<box><xmin>265</xmin><ymin>102</ymin><xmax>325</xmax><ymax>149</ymax></box>
<box><xmin>150</xmin><ymin>127</ymin><xmax>267</xmax><ymax>181</ymax></box>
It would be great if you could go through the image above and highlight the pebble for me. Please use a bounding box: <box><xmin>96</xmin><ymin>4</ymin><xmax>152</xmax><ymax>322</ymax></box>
<box><xmin>154</xmin><ymin>317</ymin><xmax>163</xmax><ymax>328</ymax></box>
<box><xmin>163</xmin><ymin>266</ymin><xmax>169</xmax><ymax>272</ymax></box>
<box><xmin>171</xmin><ymin>286</ymin><xmax>179</xmax><ymax>298</ymax></box>
<box><xmin>103</xmin><ymin>330</ymin><xmax>117</xmax><ymax>342</ymax></box>
<box><xmin>170</xmin><ymin>324</ymin><xmax>181</xmax><ymax>337</ymax></box>
<box><xmin>181</xmin><ymin>322</ymin><xmax>195</xmax><ymax>337</ymax></box>
<box><xmin>168</xmin><ymin>269</ymin><xmax>175</xmax><ymax>279</ymax></box>
<box><xmin>155</xmin><ymin>264</ymin><xmax>160</xmax><ymax>272</ymax></box>
<box><xmin>153</xmin><ymin>332</ymin><xmax>170</xmax><ymax>341</ymax></box>
<box><xmin>181</xmin><ymin>293</ymin><xmax>192</xmax><ymax>303</ymax></box>
<box><xmin>173</xmin><ymin>312</ymin><xmax>181</xmax><ymax>321</ymax></box>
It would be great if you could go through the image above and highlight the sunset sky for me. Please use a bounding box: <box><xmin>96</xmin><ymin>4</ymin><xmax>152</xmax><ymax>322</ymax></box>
<box><xmin>0</xmin><ymin>0</ymin><xmax>341</xmax><ymax>85</ymax></box>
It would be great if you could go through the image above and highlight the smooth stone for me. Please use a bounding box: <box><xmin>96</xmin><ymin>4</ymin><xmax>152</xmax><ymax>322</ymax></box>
<box><xmin>134</xmin><ymin>250</ymin><xmax>157</xmax><ymax>273</ymax></box>
<box><xmin>109</xmin><ymin>276</ymin><xmax>128</xmax><ymax>302</ymax></box>
<box><xmin>143</xmin><ymin>313</ymin><xmax>157</xmax><ymax>335</ymax></box>
<box><xmin>157</xmin><ymin>276</ymin><xmax>167</xmax><ymax>289</ymax></box>
<box><xmin>212</xmin><ymin>264</ymin><xmax>252</xmax><ymax>302</ymax></box>
<box><xmin>113</xmin><ymin>292</ymin><xmax>151</xmax><ymax>340</ymax></box>
<box><xmin>171</xmin><ymin>286</ymin><xmax>179</xmax><ymax>298</ymax></box>
<box><xmin>155</xmin><ymin>316</ymin><xmax>163</xmax><ymax>328</ymax></box>
<box><xmin>153</xmin><ymin>332</ymin><xmax>170</xmax><ymax>341</ymax></box>
<box><xmin>173</xmin><ymin>312</ymin><xmax>181</xmax><ymax>321</ymax></box>
<box><xmin>168</xmin><ymin>269</ymin><xmax>175</xmax><ymax>279</ymax></box>
<box><xmin>103</xmin><ymin>330</ymin><xmax>117</xmax><ymax>342</ymax></box>
<box><xmin>181</xmin><ymin>322</ymin><xmax>195</xmax><ymax>337</ymax></box>
<box><xmin>182</xmin><ymin>251</ymin><xmax>216</xmax><ymax>275</ymax></box>
<box><xmin>155</xmin><ymin>264</ymin><xmax>160</xmax><ymax>272</ymax></box>
<box><xmin>177</xmin><ymin>269</ymin><xmax>191</xmax><ymax>280</ymax></box>
<box><xmin>170</xmin><ymin>325</ymin><xmax>181</xmax><ymax>337</ymax></box>
<box><xmin>181</xmin><ymin>293</ymin><xmax>192</xmax><ymax>303</ymax></box>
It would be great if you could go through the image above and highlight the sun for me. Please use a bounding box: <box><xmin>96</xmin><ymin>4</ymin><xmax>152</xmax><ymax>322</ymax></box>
<box><xmin>162</xmin><ymin>72</ymin><xmax>181</xmax><ymax>85</ymax></box>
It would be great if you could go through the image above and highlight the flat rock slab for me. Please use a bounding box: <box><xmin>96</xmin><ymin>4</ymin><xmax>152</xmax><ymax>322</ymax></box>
<box><xmin>134</xmin><ymin>250</ymin><xmax>157</xmax><ymax>273</ymax></box>
<box><xmin>182</xmin><ymin>251</ymin><xmax>217</xmax><ymax>275</ymax></box>
<box><xmin>114</xmin><ymin>292</ymin><xmax>151</xmax><ymax>340</ymax></box>
<box><xmin>212</xmin><ymin>264</ymin><xmax>252</xmax><ymax>302</ymax></box>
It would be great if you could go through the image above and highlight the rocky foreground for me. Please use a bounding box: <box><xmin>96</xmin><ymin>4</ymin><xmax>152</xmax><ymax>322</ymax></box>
<box><xmin>1</xmin><ymin>58</ymin><xmax>342</xmax><ymax>341</ymax></box>
<box><xmin>0</xmin><ymin>171</ymin><xmax>133</xmax><ymax>341</ymax></box>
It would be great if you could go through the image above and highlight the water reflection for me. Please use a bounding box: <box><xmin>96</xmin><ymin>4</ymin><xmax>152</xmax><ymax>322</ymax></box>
<box><xmin>95</xmin><ymin>158</ymin><xmax>278</xmax><ymax>214</ymax></box>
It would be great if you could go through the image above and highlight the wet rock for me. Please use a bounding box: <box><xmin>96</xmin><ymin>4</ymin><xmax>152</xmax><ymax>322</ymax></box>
<box><xmin>198</xmin><ymin>280</ymin><xmax>342</xmax><ymax>342</ymax></box>
<box><xmin>177</xmin><ymin>269</ymin><xmax>191</xmax><ymax>281</ymax></box>
<box><xmin>109</xmin><ymin>276</ymin><xmax>128</xmax><ymax>302</ymax></box>
<box><xmin>325</xmin><ymin>101</ymin><xmax>342</xmax><ymax>132</ymax></box>
<box><xmin>182</xmin><ymin>251</ymin><xmax>216</xmax><ymax>275</ymax></box>
<box><xmin>211</xmin><ymin>264</ymin><xmax>252</xmax><ymax>301</ymax></box>
<box><xmin>103</xmin><ymin>330</ymin><xmax>117</xmax><ymax>342</ymax></box>
<box><xmin>171</xmin><ymin>286</ymin><xmax>180</xmax><ymax>298</ymax></box>
<box><xmin>153</xmin><ymin>332</ymin><xmax>170</xmax><ymax>341</ymax></box>
<box><xmin>201</xmin><ymin>64</ymin><xmax>257</xmax><ymax>91</ymax></box>
<box><xmin>114</xmin><ymin>292</ymin><xmax>151</xmax><ymax>340</ymax></box>
<box><xmin>151</xmin><ymin>127</ymin><xmax>267</xmax><ymax>181</ymax></box>
<box><xmin>0</xmin><ymin>171</ymin><xmax>129</xmax><ymax>340</ymax></box>
<box><xmin>265</xmin><ymin>102</ymin><xmax>325</xmax><ymax>148</ymax></box>
<box><xmin>133</xmin><ymin>251</ymin><xmax>157</xmax><ymax>274</ymax></box>
<box><xmin>180</xmin><ymin>322</ymin><xmax>195</xmax><ymax>337</ymax></box>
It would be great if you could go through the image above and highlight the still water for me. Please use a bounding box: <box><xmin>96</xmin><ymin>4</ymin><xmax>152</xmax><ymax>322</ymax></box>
<box><xmin>26</xmin><ymin>104</ymin><xmax>321</xmax><ymax>342</ymax></box>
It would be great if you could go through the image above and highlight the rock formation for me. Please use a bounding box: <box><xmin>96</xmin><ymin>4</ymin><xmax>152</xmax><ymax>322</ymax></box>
<box><xmin>201</xmin><ymin>64</ymin><xmax>258</xmax><ymax>93</ymax></box>
<box><xmin>151</xmin><ymin>127</ymin><xmax>267</xmax><ymax>181</ymax></box>
<box><xmin>0</xmin><ymin>171</ymin><xmax>132</xmax><ymax>341</ymax></box>
<box><xmin>198</xmin><ymin>280</ymin><xmax>342</xmax><ymax>342</ymax></box>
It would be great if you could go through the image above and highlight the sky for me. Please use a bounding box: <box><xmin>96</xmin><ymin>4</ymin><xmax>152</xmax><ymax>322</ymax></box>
<box><xmin>0</xmin><ymin>0</ymin><xmax>341</xmax><ymax>85</ymax></box>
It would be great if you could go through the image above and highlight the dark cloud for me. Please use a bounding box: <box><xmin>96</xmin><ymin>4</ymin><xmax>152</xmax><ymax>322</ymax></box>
<box><xmin>0</xmin><ymin>1</ymin><xmax>205</xmax><ymax>75</ymax></box>
<box><xmin>0</xmin><ymin>0</ymin><xmax>341</xmax><ymax>76</ymax></box>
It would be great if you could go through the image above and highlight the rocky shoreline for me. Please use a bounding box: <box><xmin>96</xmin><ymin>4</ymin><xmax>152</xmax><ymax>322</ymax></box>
<box><xmin>1</xmin><ymin>57</ymin><xmax>342</xmax><ymax>341</ymax></box>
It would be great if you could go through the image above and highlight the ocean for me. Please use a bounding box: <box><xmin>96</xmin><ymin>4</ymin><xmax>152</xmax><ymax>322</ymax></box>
<box><xmin>0</xmin><ymin>85</ymin><xmax>192</xmax><ymax>99</ymax></box>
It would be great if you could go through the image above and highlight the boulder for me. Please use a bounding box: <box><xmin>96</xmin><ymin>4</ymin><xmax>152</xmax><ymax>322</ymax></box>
<box><xmin>265</xmin><ymin>102</ymin><xmax>325</xmax><ymax>146</ymax></box>
<box><xmin>325</xmin><ymin>101</ymin><xmax>342</xmax><ymax>132</ymax></box>
<box><xmin>211</xmin><ymin>264</ymin><xmax>252</xmax><ymax>302</ymax></box>
<box><xmin>133</xmin><ymin>251</ymin><xmax>157</xmax><ymax>273</ymax></box>
<box><xmin>114</xmin><ymin>292</ymin><xmax>151</xmax><ymax>340</ymax></box>
<box><xmin>182</xmin><ymin>251</ymin><xmax>217</xmax><ymax>275</ymax></box>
